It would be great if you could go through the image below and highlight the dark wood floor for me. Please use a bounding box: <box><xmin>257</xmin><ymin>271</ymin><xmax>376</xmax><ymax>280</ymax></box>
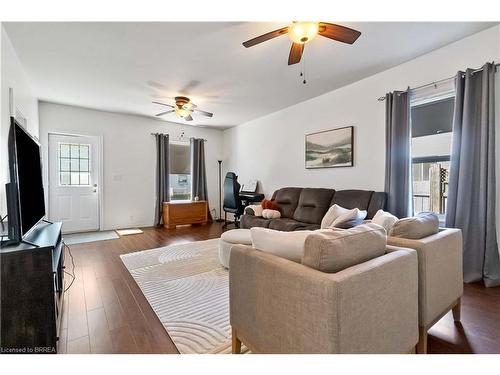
<box><xmin>58</xmin><ymin>222</ymin><xmax>500</xmax><ymax>354</ymax></box>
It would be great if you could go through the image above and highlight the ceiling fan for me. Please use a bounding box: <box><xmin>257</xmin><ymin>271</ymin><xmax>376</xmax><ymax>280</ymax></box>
<box><xmin>153</xmin><ymin>96</ymin><xmax>213</xmax><ymax>121</ymax></box>
<box><xmin>242</xmin><ymin>22</ymin><xmax>361</xmax><ymax>65</ymax></box>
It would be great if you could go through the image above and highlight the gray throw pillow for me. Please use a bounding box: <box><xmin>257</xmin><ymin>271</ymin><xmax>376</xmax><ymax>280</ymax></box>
<box><xmin>302</xmin><ymin>223</ymin><xmax>387</xmax><ymax>273</ymax></box>
<box><xmin>389</xmin><ymin>212</ymin><xmax>439</xmax><ymax>239</ymax></box>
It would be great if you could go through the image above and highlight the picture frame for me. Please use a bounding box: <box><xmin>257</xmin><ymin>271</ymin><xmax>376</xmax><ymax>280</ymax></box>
<box><xmin>305</xmin><ymin>126</ymin><xmax>354</xmax><ymax>169</ymax></box>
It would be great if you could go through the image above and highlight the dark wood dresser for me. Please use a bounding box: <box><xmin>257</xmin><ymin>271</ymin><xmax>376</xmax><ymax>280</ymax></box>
<box><xmin>0</xmin><ymin>221</ymin><xmax>64</xmax><ymax>354</ymax></box>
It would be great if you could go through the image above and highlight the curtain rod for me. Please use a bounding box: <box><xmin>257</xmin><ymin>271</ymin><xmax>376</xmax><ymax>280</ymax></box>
<box><xmin>150</xmin><ymin>132</ymin><xmax>207</xmax><ymax>142</ymax></box>
<box><xmin>377</xmin><ymin>62</ymin><xmax>499</xmax><ymax>101</ymax></box>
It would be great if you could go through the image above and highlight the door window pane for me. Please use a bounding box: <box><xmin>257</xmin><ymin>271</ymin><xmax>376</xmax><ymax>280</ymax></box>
<box><xmin>59</xmin><ymin>142</ymin><xmax>91</xmax><ymax>186</ymax></box>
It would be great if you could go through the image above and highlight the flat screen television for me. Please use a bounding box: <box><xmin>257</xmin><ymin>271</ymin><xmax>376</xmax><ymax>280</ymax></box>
<box><xmin>5</xmin><ymin>117</ymin><xmax>46</xmax><ymax>242</ymax></box>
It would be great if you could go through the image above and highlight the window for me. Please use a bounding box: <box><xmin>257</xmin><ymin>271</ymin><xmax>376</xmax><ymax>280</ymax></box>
<box><xmin>169</xmin><ymin>143</ymin><xmax>191</xmax><ymax>201</ymax></box>
<box><xmin>59</xmin><ymin>143</ymin><xmax>91</xmax><ymax>186</ymax></box>
<box><xmin>410</xmin><ymin>89</ymin><xmax>454</xmax><ymax>220</ymax></box>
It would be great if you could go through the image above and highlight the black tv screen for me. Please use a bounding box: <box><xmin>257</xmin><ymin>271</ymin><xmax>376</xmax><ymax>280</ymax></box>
<box><xmin>12</xmin><ymin>120</ymin><xmax>46</xmax><ymax>237</ymax></box>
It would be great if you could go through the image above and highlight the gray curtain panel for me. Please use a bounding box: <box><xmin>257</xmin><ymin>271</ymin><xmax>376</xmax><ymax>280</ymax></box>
<box><xmin>384</xmin><ymin>89</ymin><xmax>413</xmax><ymax>218</ymax></box>
<box><xmin>446</xmin><ymin>63</ymin><xmax>500</xmax><ymax>287</ymax></box>
<box><xmin>191</xmin><ymin>138</ymin><xmax>213</xmax><ymax>221</ymax></box>
<box><xmin>154</xmin><ymin>134</ymin><xmax>170</xmax><ymax>226</ymax></box>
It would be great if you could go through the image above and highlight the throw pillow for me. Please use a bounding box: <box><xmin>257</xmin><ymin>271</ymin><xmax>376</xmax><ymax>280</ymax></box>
<box><xmin>302</xmin><ymin>223</ymin><xmax>387</xmax><ymax>273</ymax></box>
<box><xmin>245</xmin><ymin>204</ymin><xmax>263</xmax><ymax>216</ymax></box>
<box><xmin>330</xmin><ymin>208</ymin><xmax>367</xmax><ymax>229</ymax></box>
<box><xmin>251</xmin><ymin>227</ymin><xmax>314</xmax><ymax>263</ymax></box>
<box><xmin>321</xmin><ymin>204</ymin><xmax>367</xmax><ymax>229</ymax></box>
<box><xmin>262</xmin><ymin>209</ymin><xmax>281</xmax><ymax>219</ymax></box>
<box><xmin>389</xmin><ymin>211</ymin><xmax>439</xmax><ymax>239</ymax></box>
<box><xmin>261</xmin><ymin>199</ymin><xmax>280</xmax><ymax>211</ymax></box>
<box><xmin>321</xmin><ymin>204</ymin><xmax>348</xmax><ymax>228</ymax></box>
<box><xmin>372</xmin><ymin>209</ymin><xmax>399</xmax><ymax>233</ymax></box>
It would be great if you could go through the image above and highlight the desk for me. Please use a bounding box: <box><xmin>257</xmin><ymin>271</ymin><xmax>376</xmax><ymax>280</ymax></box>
<box><xmin>163</xmin><ymin>200</ymin><xmax>208</xmax><ymax>229</ymax></box>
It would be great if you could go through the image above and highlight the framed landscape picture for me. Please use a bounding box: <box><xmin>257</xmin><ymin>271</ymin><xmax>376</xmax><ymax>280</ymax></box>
<box><xmin>305</xmin><ymin>126</ymin><xmax>354</xmax><ymax>169</ymax></box>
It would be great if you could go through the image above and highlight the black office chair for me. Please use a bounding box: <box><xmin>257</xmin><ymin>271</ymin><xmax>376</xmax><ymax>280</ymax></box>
<box><xmin>223</xmin><ymin>172</ymin><xmax>244</xmax><ymax>228</ymax></box>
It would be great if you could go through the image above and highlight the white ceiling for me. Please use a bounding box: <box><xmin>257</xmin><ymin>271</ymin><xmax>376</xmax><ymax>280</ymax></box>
<box><xmin>4</xmin><ymin>22</ymin><xmax>496</xmax><ymax>129</ymax></box>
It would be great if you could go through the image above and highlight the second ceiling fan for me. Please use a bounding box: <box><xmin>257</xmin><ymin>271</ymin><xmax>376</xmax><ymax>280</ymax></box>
<box><xmin>153</xmin><ymin>96</ymin><xmax>213</xmax><ymax>121</ymax></box>
<box><xmin>243</xmin><ymin>22</ymin><xmax>361</xmax><ymax>65</ymax></box>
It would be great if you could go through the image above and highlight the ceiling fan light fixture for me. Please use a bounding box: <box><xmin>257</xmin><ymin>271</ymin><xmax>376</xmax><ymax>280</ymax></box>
<box><xmin>288</xmin><ymin>22</ymin><xmax>319</xmax><ymax>44</ymax></box>
<box><xmin>175</xmin><ymin>107</ymin><xmax>190</xmax><ymax>118</ymax></box>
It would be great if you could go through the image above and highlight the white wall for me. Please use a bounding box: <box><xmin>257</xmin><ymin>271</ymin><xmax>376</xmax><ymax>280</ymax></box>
<box><xmin>38</xmin><ymin>102</ymin><xmax>224</xmax><ymax>230</ymax></box>
<box><xmin>0</xmin><ymin>25</ymin><xmax>39</xmax><ymax>216</ymax></box>
<box><xmin>223</xmin><ymin>25</ymin><xmax>500</xmax><ymax>200</ymax></box>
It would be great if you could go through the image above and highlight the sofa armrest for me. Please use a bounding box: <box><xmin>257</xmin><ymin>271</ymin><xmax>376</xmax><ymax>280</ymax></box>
<box><xmin>229</xmin><ymin>245</ymin><xmax>418</xmax><ymax>353</ymax></box>
<box><xmin>387</xmin><ymin>228</ymin><xmax>463</xmax><ymax>327</ymax></box>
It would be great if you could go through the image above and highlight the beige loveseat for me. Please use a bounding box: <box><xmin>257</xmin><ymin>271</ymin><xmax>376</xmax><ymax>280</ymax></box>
<box><xmin>387</xmin><ymin>228</ymin><xmax>463</xmax><ymax>354</ymax></box>
<box><xmin>229</xmin><ymin>243</ymin><xmax>419</xmax><ymax>354</ymax></box>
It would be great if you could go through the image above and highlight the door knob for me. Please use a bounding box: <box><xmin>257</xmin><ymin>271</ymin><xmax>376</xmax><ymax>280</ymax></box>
<box><xmin>93</xmin><ymin>184</ymin><xmax>98</xmax><ymax>187</ymax></box>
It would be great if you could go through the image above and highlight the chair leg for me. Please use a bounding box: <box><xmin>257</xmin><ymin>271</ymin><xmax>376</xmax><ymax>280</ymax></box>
<box><xmin>232</xmin><ymin>328</ymin><xmax>241</xmax><ymax>354</ymax></box>
<box><xmin>452</xmin><ymin>298</ymin><xmax>461</xmax><ymax>322</ymax></box>
<box><xmin>417</xmin><ymin>326</ymin><xmax>428</xmax><ymax>354</ymax></box>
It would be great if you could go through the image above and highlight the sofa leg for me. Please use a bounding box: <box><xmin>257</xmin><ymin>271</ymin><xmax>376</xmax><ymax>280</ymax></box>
<box><xmin>452</xmin><ymin>298</ymin><xmax>461</xmax><ymax>322</ymax></box>
<box><xmin>232</xmin><ymin>328</ymin><xmax>241</xmax><ymax>354</ymax></box>
<box><xmin>417</xmin><ymin>327</ymin><xmax>428</xmax><ymax>354</ymax></box>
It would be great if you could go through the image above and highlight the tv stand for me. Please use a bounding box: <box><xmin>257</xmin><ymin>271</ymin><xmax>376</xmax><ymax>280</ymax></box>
<box><xmin>0</xmin><ymin>221</ymin><xmax>64</xmax><ymax>353</ymax></box>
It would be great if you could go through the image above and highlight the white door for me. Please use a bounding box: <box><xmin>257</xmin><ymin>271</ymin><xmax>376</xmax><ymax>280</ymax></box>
<box><xmin>48</xmin><ymin>133</ymin><xmax>100</xmax><ymax>233</ymax></box>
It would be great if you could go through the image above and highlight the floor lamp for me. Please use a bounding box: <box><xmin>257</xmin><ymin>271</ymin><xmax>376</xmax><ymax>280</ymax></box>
<box><xmin>216</xmin><ymin>160</ymin><xmax>224</xmax><ymax>222</ymax></box>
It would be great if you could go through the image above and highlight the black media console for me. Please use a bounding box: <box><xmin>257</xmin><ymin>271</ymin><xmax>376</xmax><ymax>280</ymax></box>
<box><xmin>1</xmin><ymin>221</ymin><xmax>64</xmax><ymax>354</ymax></box>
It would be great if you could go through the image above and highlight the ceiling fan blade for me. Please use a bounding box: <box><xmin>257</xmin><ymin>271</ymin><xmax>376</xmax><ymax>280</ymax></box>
<box><xmin>288</xmin><ymin>43</ymin><xmax>304</xmax><ymax>65</ymax></box>
<box><xmin>318</xmin><ymin>23</ymin><xmax>361</xmax><ymax>44</ymax></box>
<box><xmin>184</xmin><ymin>114</ymin><xmax>194</xmax><ymax>121</ymax></box>
<box><xmin>193</xmin><ymin>108</ymin><xmax>213</xmax><ymax>118</ymax></box>
<box><xmin>155</xmin><ymin>110</ymin><xmax>175</xmax><ymax>116</ymax></box>
<box><xmin>242</xmin><ymin>26</ymin><xmax>288</xmax><ymax>48</ymax></box>
<box><xmin>152</xmin><ymin>101</ymin><xmax>174</xmax><ymax>108</ymax></box>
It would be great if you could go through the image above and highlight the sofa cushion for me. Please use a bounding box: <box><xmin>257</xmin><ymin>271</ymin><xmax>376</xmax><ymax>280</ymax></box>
<box><xmin>298</xmin><ymin>223</ymin><xmax>321</xmax><ymax>231</ymax></box>
<box><xmin>272</xmin><ymin>188</ymin><xmax>303</xmax><ymax>218</ymax></box>
<box><xmin>251</xmin><ymin>227</ymin><xmax>313</xmax><ymax>263</ymax></box>
<box><xmin>241</xmin><ymin>214</ymin><xmax>271</xmax><ymax>229</ymax></box>
<box><xmin>331</xmin><ymin>190</ymin><xmax>374</xmax><ymax>212</ymax></box>
<box><xmin>268</xmin><ymin>218</ymin><xmax>308</xmax><ymax>231</ymax></box>
<box><xmin>372</xmin><ymin>209</ymin><xmax>398</xmax><ymax>233</ymax></box>
<box><xmin>367</xmin><ymin>192</ymin><xmax>387</xmax><ymax>219</ymax></box>
<box><xmin>293</xmin><ymin>188</ymin><xmax>335</xmax><ymax>224</ymax></box>
<box><xmin>302</xmin><ymin>223</ymin><xmax>387</xmax><ymax>273</ymax></box>
<box><xmin>389</xmin><ymin>212</ymin><xmax>439</xmax><ymax>239</ymax></box>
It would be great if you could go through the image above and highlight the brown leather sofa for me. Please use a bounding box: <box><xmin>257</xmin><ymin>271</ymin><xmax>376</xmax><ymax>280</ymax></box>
<box><xmin>241</xmin><ymin>187</ymin><xmax>386</xmax><ymax>231</ymax></box>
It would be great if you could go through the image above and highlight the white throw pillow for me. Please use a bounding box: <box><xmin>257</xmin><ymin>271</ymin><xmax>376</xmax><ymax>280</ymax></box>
<box><xmin>371</xmin><ymin>209</ymin><xmax>399</xmax><ymax>233</ymax></box>
<box><xmin>251</xmin><ymin>227</ymin><xmax>313</xmax><ymax>263</ymax></box>
<box><xmin>321</xmin><ymin>204</ymin><xmax>349</xmax><ymax>229</ymax></box>
<box><xmin>262</xmin><ymin>209</ymin><xmax>281</xmax><ymax>219</ymax></box>
<box><xmin>246</xmin><ymin>204</ymin><xmax>263</xmax><ymax>217</ymax></box>
<box><xmin>330</xmin><ymin>208</ymin><xmax>367</xmax><ymax>229</ymax></box>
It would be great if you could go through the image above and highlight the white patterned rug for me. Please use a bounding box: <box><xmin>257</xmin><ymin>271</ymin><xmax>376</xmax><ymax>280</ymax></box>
<box><xmin>120</xmin><ymin>239</ymin><xmax>236</xmax><ymax>354</ymax></box>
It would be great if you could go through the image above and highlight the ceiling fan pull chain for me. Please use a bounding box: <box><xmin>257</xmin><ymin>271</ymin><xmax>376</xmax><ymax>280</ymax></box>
<box><xmin>302</xmin><ymin>53</ymin><xmax>307</xmax><ymax>84</ymax></box>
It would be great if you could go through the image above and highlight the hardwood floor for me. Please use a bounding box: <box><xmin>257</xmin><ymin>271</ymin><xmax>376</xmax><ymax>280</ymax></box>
<box><xmin>58</xmin><ymin>222</ymin><xmax>500</xmax><ymax>354</ymax></box>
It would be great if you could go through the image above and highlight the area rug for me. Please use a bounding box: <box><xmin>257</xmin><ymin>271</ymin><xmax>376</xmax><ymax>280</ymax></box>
<box><xmin>120</xmin><ymin>239</ymin><xmax>239</xmax><ymax>354</ymax></box>
<box><xmin>63</xmin><ymin>230</ymin><xmax>119</xmax><ymax>245</ymax></box>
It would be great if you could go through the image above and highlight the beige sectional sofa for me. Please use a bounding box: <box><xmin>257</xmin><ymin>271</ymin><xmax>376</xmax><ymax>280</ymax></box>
<box><xmin>229</xmin><ymin>242</ymin><xmax>419</xmax><ymax>354</ymax></box>
<box><xmin>387</xmin><ymin>228</ymin><xmax>463</xmax><ymax>354</ymax></box>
